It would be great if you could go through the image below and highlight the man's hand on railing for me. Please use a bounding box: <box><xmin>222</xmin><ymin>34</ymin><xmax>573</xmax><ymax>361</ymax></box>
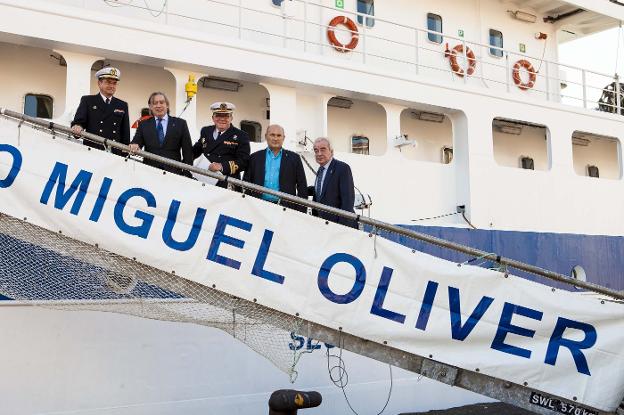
<box><xmin>70</xmin><ymin>125</ymin><xmax>83</xmax><ymax>137</ymax></box>
<box><xmin>129</xmin><ymin>143</ymin><xmax>140</xmax><ymax>154</ymax></box>
<box><xmin>208</xmin><ymin>162</ymin><xmax>223</xmax><ymax>172</ymax></box>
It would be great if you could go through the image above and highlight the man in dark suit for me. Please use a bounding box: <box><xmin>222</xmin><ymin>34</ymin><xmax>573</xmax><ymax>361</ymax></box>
<box><xmin>309</xmin><ymin>137</ymin><xmax>357</xmax><ymax>228</ymax></box>
<box><xmin>71</xmin><ymin>67</ymin><xmax>130</xmax><ymax>156</ymax></box>
<box><xmin>193</xmin><ymin>102</ymin><xmax>250</xmax><ymax>188</ymax></box>
<box><xmin>129</xmin><ymin>92</ymin><xmax>193</xmax><ymax>176</ymax></box>
<box><xmin>243</xmin><ymin>124</ymin><xmax>308</xmax><ymax>212</ymax></box>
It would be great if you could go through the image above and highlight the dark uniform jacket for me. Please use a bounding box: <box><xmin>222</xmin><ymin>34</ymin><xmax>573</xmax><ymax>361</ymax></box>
<box><xmin>131</xmin><ymin>116</ymin><xmax>193</xmax><ymax>176</ymax></box>
<box><xmin>243</xmin><ymin>148</ymin><xmax>308</xmax><ymax>212</ymax></box>
<box><xmin>309</xmin><ymin>159</ymin><xmax>357</xmax><ymax>228</ymax></box>
<box><xmin>192</xmin><ymin>125</ymin><xmax>250</xmax><ymax>187</ymax></box>
<box><xmin>71</xmin><ymin>94</ymin><xmax>130</xmax><ymax>156</ymax></box>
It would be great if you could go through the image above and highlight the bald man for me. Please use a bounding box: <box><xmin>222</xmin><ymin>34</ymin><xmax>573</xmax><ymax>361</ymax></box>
<box><xmin>243</xmin><ymin>124</ymin><xmax>308</xmax><ymax>212</ymax></box>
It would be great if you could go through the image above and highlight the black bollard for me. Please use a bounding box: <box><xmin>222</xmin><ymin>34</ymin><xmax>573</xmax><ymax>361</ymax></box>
<box><xmin>268</xmin><ymin>389</ymin><xmax>322</xmax><ymax>415</ymax></box>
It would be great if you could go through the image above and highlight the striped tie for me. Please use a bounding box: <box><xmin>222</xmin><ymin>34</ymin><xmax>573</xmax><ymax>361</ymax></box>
<box><xmin>315</xmin><ymin>166</ymin><xmax>325</xmax><ymax>199</ymax></box>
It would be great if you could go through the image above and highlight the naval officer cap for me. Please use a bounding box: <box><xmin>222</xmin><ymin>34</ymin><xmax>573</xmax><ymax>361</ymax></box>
<box><xmin>95</xmin><ymin>67</ymin><xmax>121</xmax><ymax>81</ymax></box>
<box><xmin>211</xmin><ymin>102</ymin><xmax>235</xmax><ymax>114</ymax></box>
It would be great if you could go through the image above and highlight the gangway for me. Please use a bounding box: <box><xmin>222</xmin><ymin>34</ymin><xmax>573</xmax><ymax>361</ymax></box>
<box><xmin>1</xmin><ymin>108</ymin><xmax>623</xmax><ymax>415</ymax></box>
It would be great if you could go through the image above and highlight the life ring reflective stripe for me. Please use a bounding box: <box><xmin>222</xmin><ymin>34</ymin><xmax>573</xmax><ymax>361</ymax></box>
<box><xmin>327</xmin><ymin>16</ymin><xmax>359</xmax><ymax>52</ymax></box>
<box><xmin>445</xmin><ymin>43</ymin><xmax>477</xmax><ymax>77</ymax></box>
<box><xmin>512</xmin><ymin>59</ymin><xmax>537</xmax><ymax>90</ymax></box>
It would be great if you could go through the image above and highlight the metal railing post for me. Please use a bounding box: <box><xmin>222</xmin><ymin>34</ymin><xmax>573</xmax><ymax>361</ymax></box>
<box><xmin>414</xmin><ymin>28</ymin><xmax>419</xmax><ymax>74</ymax></box>
<box><xmin>462</xmin><ymin>38</ymin><xmax>468</xmax><ymax>84</ymax></box>
<box><xmin>238</xmin><ymin>0</ymin><xmax>243</xmax><ymax>39</ymax></box>
<box><xmin>303</xmin><ymin>0</ymin><xmax>308</xmax><ymax>52</ymax></box>
<box><xmin>545</xmin><ymin>61</ymin><xmax>551</xmax><ymax>101</ymax></box>
<box><xmin>582</xmin><ymin>69</ymin><xmax>588</xmax><ymax>109</ymax></box>
<box><xmin>362</xmin><ymin>17</ymin><xmax>367</xmax><ymax>64</ymax></box>
<box><xmin>505</xmin><ymin>53</ymin><xmax>511</xmax><ymax>92</ymax></box>
<box><xmin>283</xmin><ymin>9</ymin><xmax>288</xmax><ymax>48</ymax></box>
<box><xmin>319</xmin><ymin>5</ymin><xmax>324</xmax><ymax>56</ymax></box>
<box><xmin>616</xmin><ymin>74</ymin><xmax>622</xmax><ymax>115</ymax></box>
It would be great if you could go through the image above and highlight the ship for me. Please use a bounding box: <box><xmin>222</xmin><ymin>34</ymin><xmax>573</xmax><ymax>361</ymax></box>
<box><xmin>0</xmin><ymin>0</ymin><xmax>623</xmax><ymax>414</ymax></box>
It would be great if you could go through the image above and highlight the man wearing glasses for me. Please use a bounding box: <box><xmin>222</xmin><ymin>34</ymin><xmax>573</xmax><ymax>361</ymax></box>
<box><xmin>193</xmin><ymin>102</ymin><xmax>250</xmax><ymax>188</ymax></box>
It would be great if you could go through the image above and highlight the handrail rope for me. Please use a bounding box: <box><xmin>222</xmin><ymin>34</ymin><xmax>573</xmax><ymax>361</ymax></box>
<box><xmin>1</xmin><ymin>108</ymin><xmax>623</xmax><ymax>300</ymax></box>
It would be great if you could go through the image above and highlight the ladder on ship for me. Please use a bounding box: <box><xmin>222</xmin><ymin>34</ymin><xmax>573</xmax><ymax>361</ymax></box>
<box><xmin>0</xmin><ymin>107</ymin><xmax>623</xmax><ymax>415</ymax></box>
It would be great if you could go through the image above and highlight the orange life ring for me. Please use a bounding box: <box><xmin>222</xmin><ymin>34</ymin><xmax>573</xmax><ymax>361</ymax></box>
<box><xmin>444</xmin><ymin>43</ymin><xmax>477</xmax><ymax>77</ymax></box>
<box><xmin>512</xmin><ymin>59</ymin><xmax>537</xmax><ymax>90</ymax></box>
<box><xmin>327</xmin><ymin>16</ymin><xmax>359</xmax><ymax>52</ymax></box>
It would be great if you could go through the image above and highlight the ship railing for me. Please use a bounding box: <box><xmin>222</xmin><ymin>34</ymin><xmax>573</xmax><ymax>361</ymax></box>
<box><xmin>2</xmin><ymin>106</ymin><xmax>623</xmax><ymax>301</ymax></box>
<box><xmin>73</xmin><ymin>0</ymin><xmax>624</xmax><ymax>115</ymax></box>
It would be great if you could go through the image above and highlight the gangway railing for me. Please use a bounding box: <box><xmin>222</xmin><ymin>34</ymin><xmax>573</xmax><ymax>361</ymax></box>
<box><xmin>53</xmin><ymin>0</ymin><xmax>624</xmax><ymax>114</ymax></box>
<box><xmin>1</xmin><ymin>107</ymin><xmax>624</xmax><ymax>415</ymax></box>
<box><xmin>1</xmin><ymin>107</ymin><xmax>622</xmax><ymax>301</ymax></box>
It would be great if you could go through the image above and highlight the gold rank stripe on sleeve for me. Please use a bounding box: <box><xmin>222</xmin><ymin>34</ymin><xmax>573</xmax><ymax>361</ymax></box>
<box><xmin>229</xmin><ymin>161</ymin><xmax>238</xmax><ymax>175</ymax></box>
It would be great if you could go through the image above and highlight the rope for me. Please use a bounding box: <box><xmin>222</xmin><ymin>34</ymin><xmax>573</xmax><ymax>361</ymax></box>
<box><xmin>326</xmin><ymin>331</ymin><xmax>393</xmax><ymax>415</ymax></box>
<box><xmin>459</xmin><ymin>252</ymin><xmax>498</xmax><ymax>268</ymax></box>
<box><xmin>411</xmin><ymin>211</ymin><xmax>458</xmax><ymax>222</ymax></box>
<box><xmin>177</xmin><ymin>99</ymin><xmax>192</xmax><ymax>118</ymax></box>
<box><xmin>461</xmin><ymin>211</ymin><xmax>477</xmax><ymax>230</ymax></box>
<box><xmin>102</xmin><ymin>0</ymin><xmax>168</xmax><ymax>18</ymax></box>
<box><xmin>371</xmin><ymin>226</ymin><xmax>379</xmax><ymax>259</ymax></box>
<box><xmin>535</xmin><ymin>37</ymin><xmax>548</xmax><ymax>74</ymax></box>
<box><xmin>616</xmin><ymin>21</ymin><xmax>623</xmax><ymax>76</ymax></box>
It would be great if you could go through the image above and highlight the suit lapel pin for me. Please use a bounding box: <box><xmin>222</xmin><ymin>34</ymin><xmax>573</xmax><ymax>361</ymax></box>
<box><xmin>93</xmin><ymin>106</ymin><xmax>97</xmax><ymax>110</ymax></box>
<box><xmin>233</xmin><ymin>134</ymin><xmax>238</xmax><ymax>141</ymax></box>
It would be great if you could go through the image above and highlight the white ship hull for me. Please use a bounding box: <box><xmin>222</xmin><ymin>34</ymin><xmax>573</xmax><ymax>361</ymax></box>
<box><xmin>1</xmin><ymin>0</ymin><xmax>624</xmax><ymax>413</ymax></box>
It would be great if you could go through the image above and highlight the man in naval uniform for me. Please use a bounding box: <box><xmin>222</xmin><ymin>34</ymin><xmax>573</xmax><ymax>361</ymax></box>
<box><xmin>193</xmin><ymin>102</ymin><xmax>250</xmax><ymax>188</ymax></box>
<box><xmin>71</xmin><ymin>66</ymin><xmax>130</xmax><ymax>156</ymax></box>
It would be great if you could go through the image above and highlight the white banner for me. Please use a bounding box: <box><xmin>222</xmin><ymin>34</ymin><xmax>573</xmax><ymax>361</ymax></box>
<box><xmin>1</xmin><ymin>124</ymin><xmax>624</xmax><ymax>412</ymax></box>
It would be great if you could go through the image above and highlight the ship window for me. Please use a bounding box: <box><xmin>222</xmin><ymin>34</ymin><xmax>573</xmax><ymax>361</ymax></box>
<box><xmin>493</xmin><ymin>117</ymin><xmax>550</xmax><ymax>171</ymax></box>
<box><xmin>489</xmin><ymin>29</ymin><xmax>503</xmax><ymax>57</ymax></box>
<box><xmin>271</xmin><ymin>0</ymin><xmax>283</xmax><ymax>6</ymax></box>
<box><xmin>357</xmin><ymin>0</ymin><xmax>375</xmax><ymax>28</ymax></box>
<box><xmin>571</xmin><ymin>131</ymin><xmax>620</xmax><ymax>179</ymax></box>
<box><xmin>240</xmin><ymin>120</ymin><xmax>262</xmax><ymax>142</ymax></box>
<box><xmin>24</xmin><ymin>94</ymin><xmax>53</xmax><ymax>119</ymax></box>
<box><xmin>352</xmin><ymin>135</ymin><xmax>370</xmax><ymax>155</ymax></box>
<box><xmin>427</xmin><ymin>13</ymin><xmax>443</xmax><ymax>44</ymax></box>
<box><xmin>521</xmin><ymin>156</ymin><xmax>534</xmax><ymax>170</ymax></box>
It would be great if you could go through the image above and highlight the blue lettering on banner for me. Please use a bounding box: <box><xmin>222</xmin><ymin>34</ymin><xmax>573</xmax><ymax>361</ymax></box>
<box><xmin>113</xmin><ymin>187</ymin><xmax>156</xmax><ymax>239</ymax></box>
<box><xmin>448</xmin><ymin>286</ymin><xmax>494</xmax><ymax>341</ymax></box>
<box><xmin>40</xmin><ymin>162</ymin><xmax>92</xmax><ymax>216</ymax></box>
<box><xmin>162</xmin><ymin>200</ymin><xmax>207</xmax><ymax>251</ymax></box>
<box><xmin>89</xmin><ymin>177</ymin><xmax>113</xmax><ymax>222</ymax></box>
<box><xmin>0</xmin><ymin>144</ymin><xmax>22</xmax><ymax>188</ymax></box>
<box><xmin>318</xmin><ymin>253</ymin><xmax>366</xmax><ymax>304</ymax></box>
<box><xmin>370</xmin><ymin>267</ymin><xmax>406</xmax><ymax>324</ymax></box>
<box><xmin>207</xmin><ymin>214</ymin><xmax>252</xmax><ymax>270</ymax></box>
<box><xmin>545</xmin><ymin>317</ymin><xmax>597</xmax><ymax>376</ymax></box>
<box><xmin>491</xmin><ymin>302</ymin><xmax>543</xmax><ymax>359</ymax></box>
<box><xmin>252</xmin><ymin>230</ymin><xmax>286</xmax><ymax>284</ymax></box>
<box><xmin>28</xmin><ymin>157</ymin><xmax>606</xmax><ymax>380</ymax></box>
<box><xmin>289</xmin><ymin>333</ymin><xmax>334</xmax><ymax>351</ymax></box>
<box><xmin>415</xmin><ymin>280</ymin><xmax>439</xmax><ymax>331</ymax></box>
